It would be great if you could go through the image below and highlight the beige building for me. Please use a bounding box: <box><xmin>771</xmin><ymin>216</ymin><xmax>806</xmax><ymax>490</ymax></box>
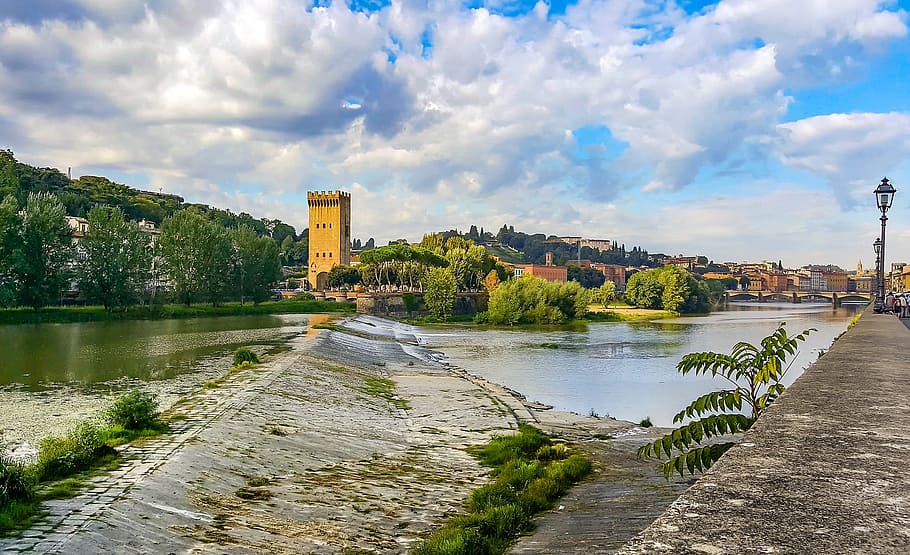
<box><xmin>307</xmin><ymin>191</ymin><xmax>351</xmax><ymax>290</ymax></box>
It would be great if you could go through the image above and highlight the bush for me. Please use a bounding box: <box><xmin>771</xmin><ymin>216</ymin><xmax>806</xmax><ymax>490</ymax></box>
<box><xmin>0</xmin><ymin>458</ymin><xmax>36</xmax><ymax>505</ymax></box>
<box><xmin>36</xmin><ymin>423</ymin><xmax>116</xmax><ymax>481</ymax></box>
<box><xmin>232</xmin><ymin>347</ymin><xmax>260</xmax><ymax>366</ymax></box>
<box><xmin>105</xmin><ymin>391</ymin><xmax>159</xmax><ymax>431</ymax></box>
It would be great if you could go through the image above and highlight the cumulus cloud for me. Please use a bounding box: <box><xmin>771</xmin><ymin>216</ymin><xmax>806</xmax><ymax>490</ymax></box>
<box><xmin>0</xmin><ymin>0</ymin><xmax>907</xmax><ymax>262</ymax></box>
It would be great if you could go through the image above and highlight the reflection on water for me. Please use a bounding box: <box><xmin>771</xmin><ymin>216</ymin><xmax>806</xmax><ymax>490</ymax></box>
<box><xmin>0</xmin><ymin>315</ymin><xmax>310</xmax><ymax>390</ymax></box>
<box><xmin>421</xmin><ymin>303</ymin><xmax>862</xmax><ymax>427</ymax></box>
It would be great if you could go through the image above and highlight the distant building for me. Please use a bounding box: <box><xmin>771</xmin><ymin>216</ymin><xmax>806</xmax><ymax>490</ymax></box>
<box><xmin>65</xmin><ymin>216</ymin><xmax>89</xmax><ymax>239</ymax></box>
<box><xmin>559</xmin><ymin>237</ymin><xmax>613</xmax><ymax>252</ymax></box>
<box><xmin>823</xmin><ymin>271</ymin><xmax>848</xmax><ymax>291</ymax></box>
<box><xmin>663</xmin><ymin>256</ymin><xmax>698</xmax><ymax>270</ymax></box>
<box><xmin>590</xmin><ymin>263</ymin><xmax>627</xmax><ymax>291</ymax></box>
<box><xmin>307</xmin><ymin>190</ymin><xmax>352</xmax><ymax>290</ymax></box>
<box><xmin>514</xmin><ymin>251</ymin><xmax>567</xmax><ymax>283</ymax></box>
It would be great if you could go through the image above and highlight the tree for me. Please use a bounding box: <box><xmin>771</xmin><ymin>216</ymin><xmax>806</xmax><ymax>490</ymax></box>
<box><xmin>591</xmin><ymin>281</ymin><xmax>617</xmax><ymax>307</ymax></box>
<box><xmin>424</xmin><ymin>267</ymin><xmax>457</xmax><ymax>318</ymax></box>
<box><xmin>568</xmin><ymin>266</ymin><xmax>606</xmax><ymax>288</ymax></box>
<box><xmin>637</xmin><ymin>324</ymin><xmax>814</xmax><ymax>479</ymax></box>
<box><xmin>15</xmin><ymin>192</ymin><xmax>73</xmax><ymax>310</ymax></box>
<box><xmin>625</xmin><ymin>266</ymin><xmax>711</xmax><ymax>314</ymax></box>
<box><xmin>326</xmin><ymin>265</ymin><xmax>362</xmax><ymax>289</ymax></box>
<box><xmin>159</xmin><ymin>209</ymin><xmax>232</xmax><ymax>306</ymax></box>
<box><xmin>0</xmin><ymin>195</ymin><xmax>20</xmax><ymax>307</ymax></box>
<box><xmin>232</xmin><ymin>225</ymin><xmax>281</xmax><ymax>305</ymax></box>
<box><xmin>78</xmin><ymin>206</ymin><xmax>152</xmax><ymax>311</ymax></box>
<box><xmin>483</xmin><ymin>269</ymin><xmax>501</xmax><ymax>293</ymax></box>
<box><xmin>0</xmin><ymin>150</ymin><xmax>20</xmax><ymax>200</ymax></box>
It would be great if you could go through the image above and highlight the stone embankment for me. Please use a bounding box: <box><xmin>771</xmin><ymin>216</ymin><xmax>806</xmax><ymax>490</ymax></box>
<box><xmin>619</xmin><ymin>312</ymin><xmax>910</xmax><ymax>554</ymax></box>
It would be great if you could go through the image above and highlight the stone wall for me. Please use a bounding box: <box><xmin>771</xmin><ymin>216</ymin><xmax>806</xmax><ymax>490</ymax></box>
<box><xmin>617</xmin><ymin>311</ymin><xmax>910</xmax><ymax>554</ymax></box>
<box><xmin>356</xmin><ymin>292</ymin><xmax>488</xmax><ymax>318</ymax></box>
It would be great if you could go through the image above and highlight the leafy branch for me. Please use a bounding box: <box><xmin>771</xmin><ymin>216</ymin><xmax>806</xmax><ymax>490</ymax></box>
<box><xmin>637</xmin><ymin>323</ymin><xmax>814</xmax><ymax>479</ymax></box>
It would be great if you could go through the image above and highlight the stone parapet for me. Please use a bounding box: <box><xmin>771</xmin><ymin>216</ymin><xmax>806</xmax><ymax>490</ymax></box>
<box><xmin>618</xmin><ymin>311</ymin><xmax>910</xmax><ymax>554</ymax></box>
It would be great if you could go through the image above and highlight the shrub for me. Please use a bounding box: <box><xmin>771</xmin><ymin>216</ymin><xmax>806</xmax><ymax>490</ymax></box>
<box><xmin>105</xmin><ymin>391</ymin><xmax>159</xmax><ymax>431</ymax></box>
<box><xmin>0</xmin><ymin>458</ymin><xmax>36</xmax><ymax>505</ymax></box>
<box><xmin>36</xmin><ymin>423</ymin><xmax>116</xmax><ymax>481</ymax></box>
<box><xmin>232</xmin><ymin>347</ymin><xmax>260</xmax><ymax>366</ymax></box>
<box><xmin>639</xmin><ymin>417</ymin><xmax>653</xmax><ymax>428</ymax></box>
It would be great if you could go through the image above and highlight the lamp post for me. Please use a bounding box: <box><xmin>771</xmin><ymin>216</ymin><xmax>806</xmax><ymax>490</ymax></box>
<box><xmin>874</xmin><ymin>238</ymin><xmax>882</xmax><ymax>310</ymax></box>
<box><xmin>874</xmin><ymin>177</ymin><xmax>896</xmax><ymax>312</ymax></box>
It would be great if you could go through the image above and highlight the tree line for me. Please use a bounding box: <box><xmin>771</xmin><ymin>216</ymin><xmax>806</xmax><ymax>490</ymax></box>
<box><xmin>0</xmin><ymin>149</ymin><xmax>310</xmax><ymax>271</ymax></box>
<box><xmin>0</xmin><ymin>192</ymin><xmax>281</xmax><ymax>311</ymax></box>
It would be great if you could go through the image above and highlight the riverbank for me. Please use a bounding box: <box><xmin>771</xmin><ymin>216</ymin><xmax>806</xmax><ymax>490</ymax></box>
<box><xmin>1</xmin><ymin>314</ymin><xmax>686</xmax><ymax>553</ymax></box>
<box><xmin>0</xmin><ymin>300</ymin><xmax>354</xmax><ymax>326</ymax></box>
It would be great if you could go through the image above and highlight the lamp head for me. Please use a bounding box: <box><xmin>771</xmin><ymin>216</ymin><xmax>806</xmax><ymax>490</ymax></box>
<box><xmin>875</xmin><ymin>177</ymin><xmax>896</xmax><ymax>212</ymax></box>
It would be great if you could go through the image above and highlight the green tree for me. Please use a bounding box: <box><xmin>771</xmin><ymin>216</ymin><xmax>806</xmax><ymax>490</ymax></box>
<box><xmin>637</xmin><ymin>324</ymin><xmax>814</xmax><ymax>479</ymax></box>
<box><xmin>159</xmin><ymin>210</ymin><xmax>232</xmax><ymax>306</ymax></box>
<box><xmin>15</xmin><ymin>192</ymin><xmax>73</xmax><ymax>310</ymax></box>
<box><xmin>424</xmin><ymin>267</ymin><xmax>457</xmax><ymax>318</ymax></box>
<box><xmin>0</xmin><ymin>150</ymin><xmax>20</xmax><ymax>200</ymax></box>
<box><xmin>231</xmin><ymin>225</ymin><xmax>282</xmax><ymax>304</ymax></box>
<box><xmin>326</xmin><ymin>264</ymin><xmax>362</xmax><ymax>289</ymax></box>
<box><xmin>0</xmin><ymin>195</ymin><xmax>21</xmax><ymax>307</ymax></box>
<box><xmin>78</xmin><ymin>206</ymin><xmax>152</xmax><ymax>310</ymax></box>
<box><xmin>591</xmin><ymin>281</ymin><xmax>617</xmax><ymax>307</ymax></box>
<box><xmin>624</xmin><ymin>270</ymin><xmax>662</xmax><ymax>309</ymax></box>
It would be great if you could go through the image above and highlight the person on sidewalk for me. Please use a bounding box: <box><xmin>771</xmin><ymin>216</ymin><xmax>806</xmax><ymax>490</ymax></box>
<box><xmin>885</xmin><ymin>291</ymin><xmax>895</xmax><ymax>314</ymax></box>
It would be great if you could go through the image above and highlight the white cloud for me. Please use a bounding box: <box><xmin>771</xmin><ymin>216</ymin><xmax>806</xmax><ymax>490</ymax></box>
<box><xmin>0</xmin><ymin>0</ymin><xmax>907</xmax><ymax>265</ymax></box>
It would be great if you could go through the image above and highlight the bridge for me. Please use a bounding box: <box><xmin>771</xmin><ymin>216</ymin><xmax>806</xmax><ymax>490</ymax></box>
<box><xmin>619</xmin><ymin>312</ymin><xmax>910</xmax><ymax>554</ymax></box>
<box><xmin>724</xmin><ymin>289</ymin><xmax>873</xmax><ymax>306</ymax></box>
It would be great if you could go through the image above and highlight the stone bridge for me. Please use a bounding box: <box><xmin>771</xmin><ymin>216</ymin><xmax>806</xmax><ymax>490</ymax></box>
<box><xmin>618</xmin><ymin>311</ymin><xmax>910</xmax><ymax>554</ymax></box>
<box><xmin>725</xmin><ymin>290</ymin><xmax>873</xmax><ymax>306</ymax></box>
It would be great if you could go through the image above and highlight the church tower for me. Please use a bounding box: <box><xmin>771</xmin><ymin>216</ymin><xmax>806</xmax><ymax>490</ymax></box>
<box><xmin>307</xmin><ymin>191</ymin><xmax>351</xmax><ymax>290</ymax></box>
<box><xmin>857</xmin><ymin>259</ymin><xmax>864</xmax><ymax>276</ymax></box>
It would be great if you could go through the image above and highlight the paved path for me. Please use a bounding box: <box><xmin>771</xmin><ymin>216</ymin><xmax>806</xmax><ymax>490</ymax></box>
<box><xmin>620</xmin><ymin>312</ymin><xmax>910</xmax><ymax>554</ymax></box>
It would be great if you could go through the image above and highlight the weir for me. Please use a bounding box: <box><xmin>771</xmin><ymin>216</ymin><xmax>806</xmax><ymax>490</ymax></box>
<box><xmin>619</xmin><ymin>312</ymin><xmax>910</xmax><ymax>554</ymax></box>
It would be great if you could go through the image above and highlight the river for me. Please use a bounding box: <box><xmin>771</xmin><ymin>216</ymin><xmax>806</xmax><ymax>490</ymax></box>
<box><xmin>0</xmin><ymin>314</ymin><xmax>316</xmax><ymax>457</ymax></box>
<box><xmin>0</xmin><ymin>303</ymin><xmax>860</xmax><ymax>456</ymax></box>
<box><xmin>417</xmin><ymin>303</ymin><xmax>862</xmax><ymax>427</ymax></box>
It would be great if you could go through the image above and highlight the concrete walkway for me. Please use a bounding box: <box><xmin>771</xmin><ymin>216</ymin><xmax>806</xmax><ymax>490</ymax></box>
<box><xmin>620</xmin><ymin>312</ymin><xmax>910</xmax><ymax>554</ymax></box>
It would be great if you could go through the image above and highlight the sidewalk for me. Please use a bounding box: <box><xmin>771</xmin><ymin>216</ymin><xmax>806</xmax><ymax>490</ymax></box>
<box><xmin>619</xmin><ymin>312</ymin><xmax>910</xmax><ymax>554</ymax></box>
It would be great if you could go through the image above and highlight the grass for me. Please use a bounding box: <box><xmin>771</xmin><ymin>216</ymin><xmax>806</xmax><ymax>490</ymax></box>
<box><xmin>0</xmin><ymin>300</ymin><xmax>355</xmax><ymax>326</ymax></box>
<box><xmin>361</xmin><ymin>377</ymin><xmax>410</xmax><ymax>410</ymax></box>
<box><xmin>0</xmin><ymin>391</ymin><xmax>170</xmax><ymax>537</ymax></box>
<box><xmin>413</xmin><ymin>424</ymin><xmax>592</xmax><ymax>555</ymax></box>
<box><xmin>583</xmin><ymin>310</ymin><xmax>676</xmax><ymax>322</ymax></box>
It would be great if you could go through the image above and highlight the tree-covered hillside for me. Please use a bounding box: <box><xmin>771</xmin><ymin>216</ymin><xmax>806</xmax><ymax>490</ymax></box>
<box><xmin>0</xmin><ymin>149</ymin><xmax>308</xmax><ymax>265</ymax></box>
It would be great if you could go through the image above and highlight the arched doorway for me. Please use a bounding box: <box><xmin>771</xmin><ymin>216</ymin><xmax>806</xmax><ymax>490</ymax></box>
<box><xmin>316</xmin><ymin>272</ymin><xmax>329</xmax><ymax>291</ymax></box>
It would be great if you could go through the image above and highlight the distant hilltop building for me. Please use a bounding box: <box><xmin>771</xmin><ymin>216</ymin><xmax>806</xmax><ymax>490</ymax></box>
<box><xmin>307</xmin><ymin>190</ymin><xmax>351</xmax><ymax>290</ymax></box>
<box><xmin>559</xmin><ymin>236</ymin><xmax>613</xmax><ymax>252</ymax></box>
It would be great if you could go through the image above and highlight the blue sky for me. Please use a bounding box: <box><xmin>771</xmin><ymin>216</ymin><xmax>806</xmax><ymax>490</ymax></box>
<box><xmin>1</xmin><ymin>0</ymin><xmax>909</xmax><ymax>268</ymax></box>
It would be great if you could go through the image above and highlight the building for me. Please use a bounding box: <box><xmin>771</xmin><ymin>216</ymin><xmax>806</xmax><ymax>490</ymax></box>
<box><xmin>559</xmin><ymin>237</ymin><xmax>613</xmax><ymax>252</ymax></box>
<box><xmin>591</xmin><ymin>263</ymin><xmax>627</xmax><ymax>290</ymax></box>
<box><xmin>663</xmin><ymin>256</ymin><xmax>698</xmax><ymax>270</ymax></box>
<box><xmin>65</xmin><ymin>216</ymin><xmax>89</xmax><ymax>239</ymax></box>
<box><xmin>823</xmin><ymin>272</ymin><xmax>848</xmax><ymax>292</ymax></box>
<box><xmin>307</xmin><ymin>190</ymin><xmax>351</xmax><ymax>290</ymax></box>
<box><xmin>513</xmin><ymin>252</ymin><xmax>567</xmax><ymax>283</ymax></box>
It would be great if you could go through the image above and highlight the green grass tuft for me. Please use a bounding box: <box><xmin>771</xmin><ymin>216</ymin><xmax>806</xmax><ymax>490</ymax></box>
<box><xmin>415</xmin><ymin>425</ymin><xmax>592</xmax><ymax>555</ymax></box>
<box><xmin>361</xmin><ymin>377</ymin><xmax>410</xmax><ymax>410</ymax></box>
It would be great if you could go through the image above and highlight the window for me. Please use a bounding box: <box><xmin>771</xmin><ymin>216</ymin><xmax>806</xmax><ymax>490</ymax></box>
<box><xmin>329</xmin><ymin>252</ymin><xmax>333</xmax><ymax>257</ymax></box>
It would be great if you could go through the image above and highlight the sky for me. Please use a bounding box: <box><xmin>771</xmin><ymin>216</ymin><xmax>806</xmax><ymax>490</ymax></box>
<box><xmin>1</xmin><ymin>0</ymin><xmax>909</xmax><ymax>269</ymax></box>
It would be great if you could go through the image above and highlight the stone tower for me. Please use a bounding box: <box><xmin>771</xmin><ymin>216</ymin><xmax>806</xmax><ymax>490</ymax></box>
<box><xmin>307</xmin><ymin>191</ymin><xmax>351</xmax><ymax>290</ymax></box>
<box><xmin>857</xmin><ymin>259</ymin><xmax>864</xmax><ymax>276</ymax></box>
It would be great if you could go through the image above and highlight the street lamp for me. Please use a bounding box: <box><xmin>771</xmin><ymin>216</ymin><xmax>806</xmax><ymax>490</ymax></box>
<box><xmin>874</xmin><ymin>177</ymin><xmax>896</xmax><ymax>312</ymax></box>
<box><xmin>874</xmin><ymin>238</ymin><xmax>882</xmax><ymax>311</ymax></box>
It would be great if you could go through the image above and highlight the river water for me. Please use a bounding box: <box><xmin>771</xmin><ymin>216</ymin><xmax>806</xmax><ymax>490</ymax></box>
<box><xmin>0</xmin><ymin>314</ymin><xmax>315</xmax><ymax>457</ymax></box>
<box><xmin>417</xmin><ymin>303</ymin><xmax>863</xmax><ymax>427</ymax></box>
<box><xmin>0</xmin><ymin>304</ymin><xmax>860</xmax><ymax>456</ymax></box>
